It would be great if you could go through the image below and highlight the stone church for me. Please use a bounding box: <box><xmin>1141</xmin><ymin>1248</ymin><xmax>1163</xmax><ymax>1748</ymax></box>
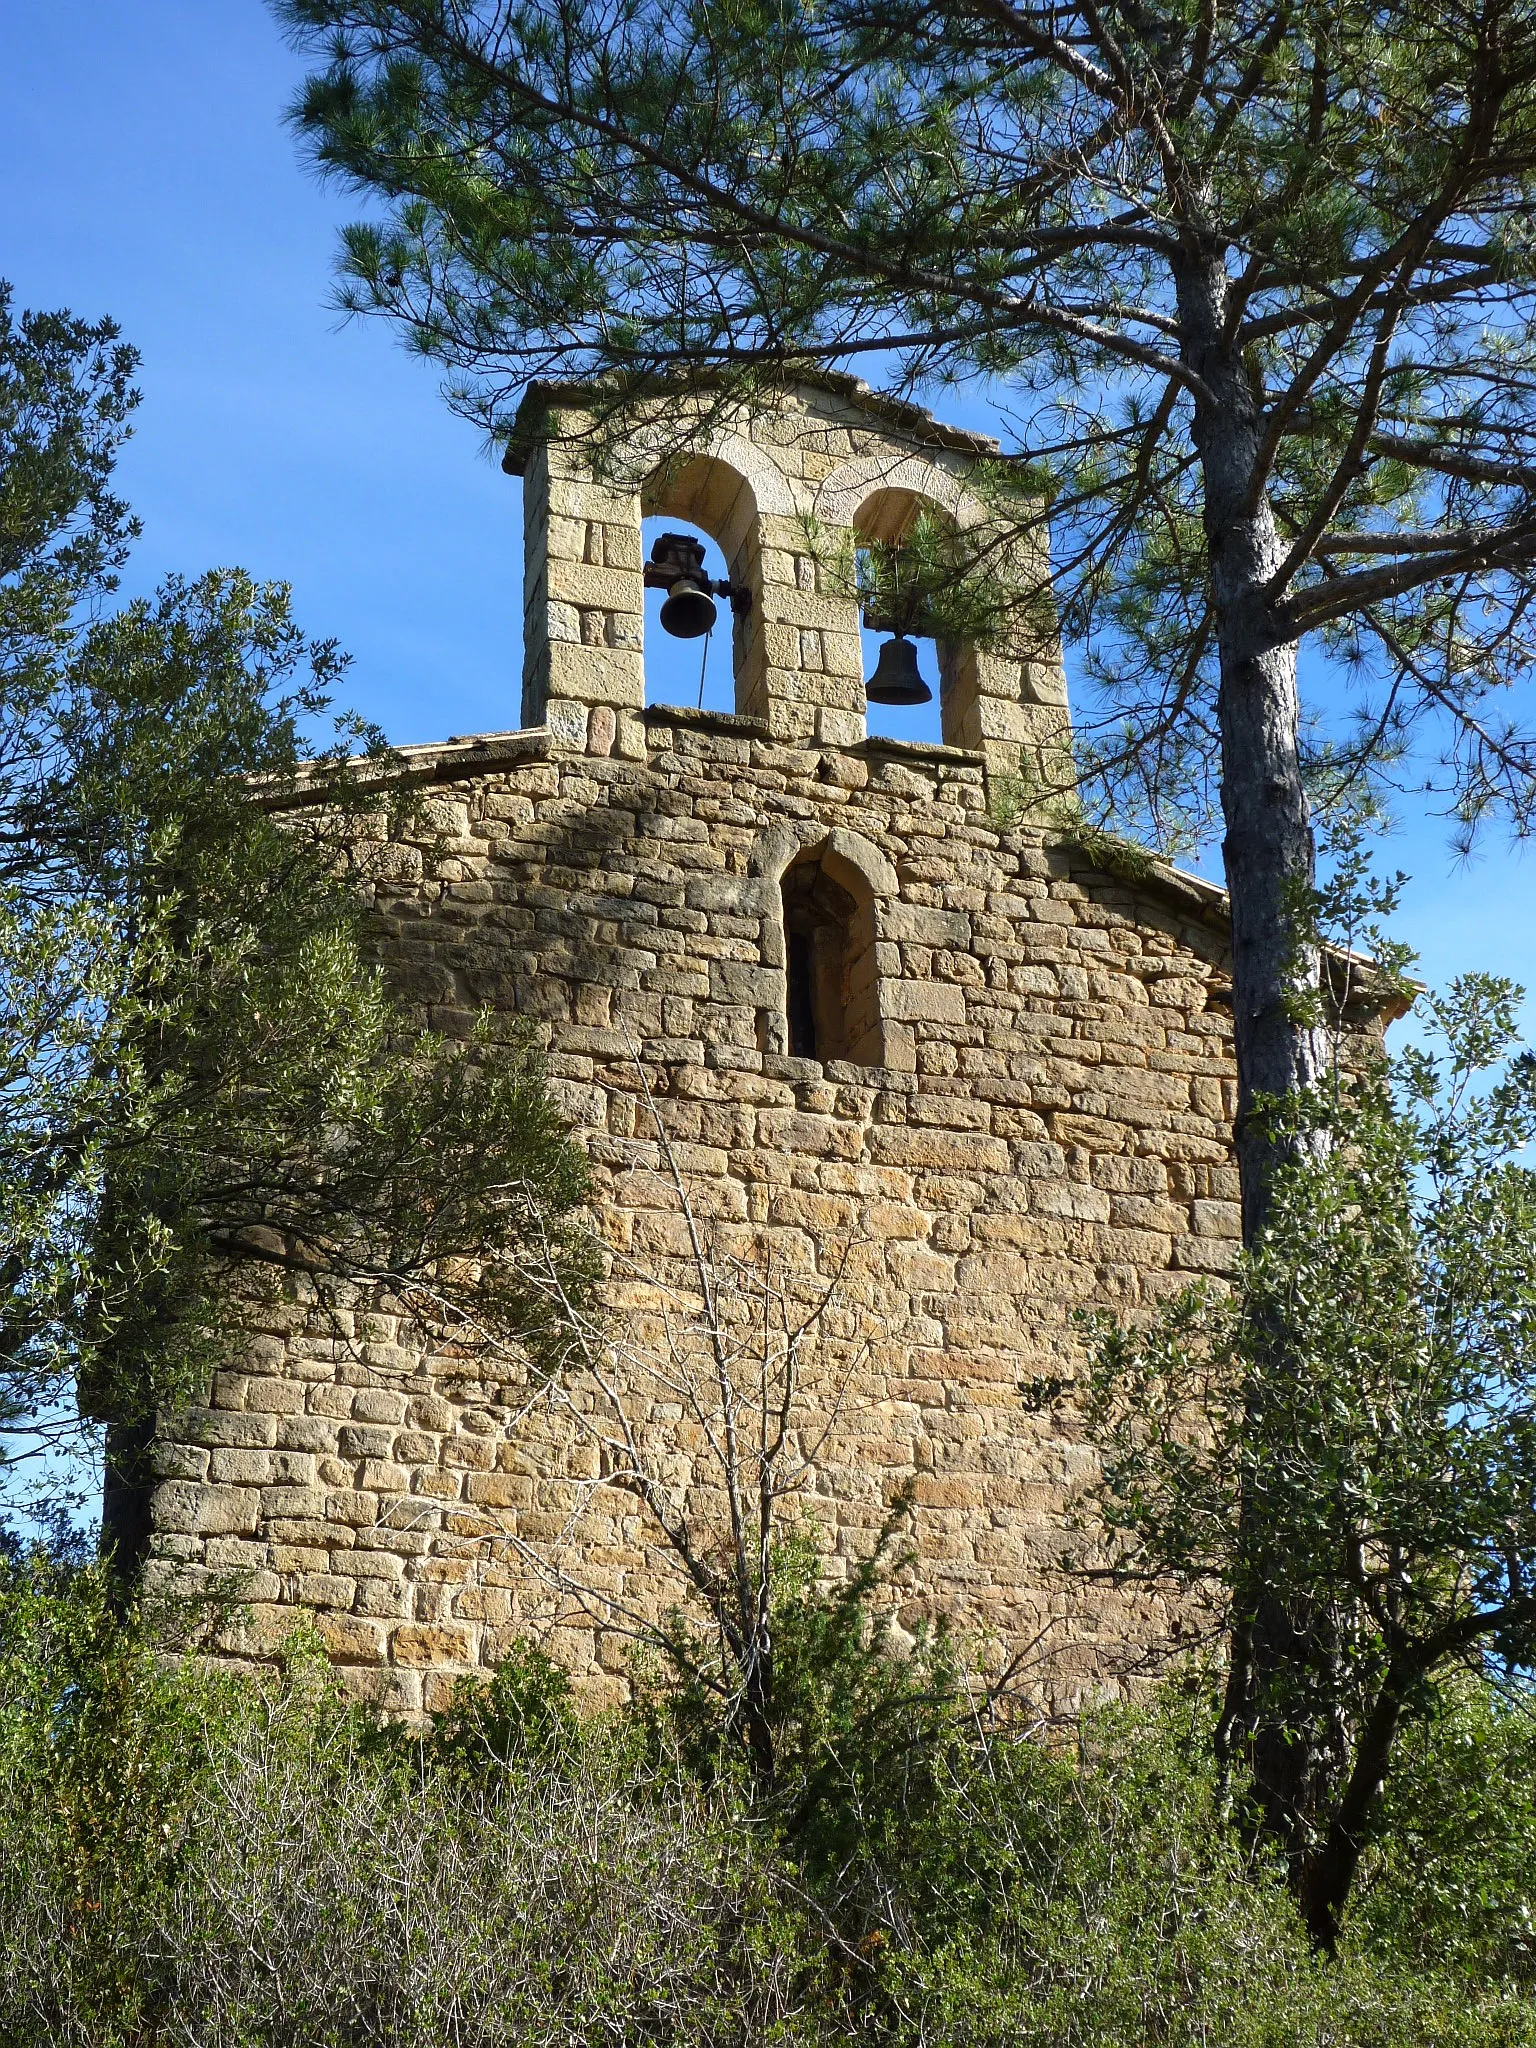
<box><xmin>139</xmin><ymin>376</ymin><xmax>1270</xmax><ymax>1718</ymax></box>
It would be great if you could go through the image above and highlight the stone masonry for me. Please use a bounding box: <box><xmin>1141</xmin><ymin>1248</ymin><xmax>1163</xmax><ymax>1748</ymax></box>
<box><xmin>140</xmin><ymin>377</ymin><xmax>1271</xmax><ymax>1718</ymax></box>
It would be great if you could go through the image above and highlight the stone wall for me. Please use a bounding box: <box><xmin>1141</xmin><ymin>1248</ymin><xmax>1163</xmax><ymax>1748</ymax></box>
<box><xmin>141</xmin><ymin>708</ymin><xmax>1244</xmax><ymax>1719</ymax></box>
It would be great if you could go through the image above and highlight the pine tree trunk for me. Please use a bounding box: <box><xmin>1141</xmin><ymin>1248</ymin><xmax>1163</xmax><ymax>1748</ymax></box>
<box><xmin>1175</xmin><ymin>247</ymin><xmax>1335</xmax><ymax>1907</ymax></box>
<box><xmin>100</xmin><ymin>1412</ymin><xmax>157</xmax><ymax>1597</ymax></box>
<box><xmin>1174</xmin><ymin>251</ymin><xmax>1327</xmax><ymax>1234</ymax></box>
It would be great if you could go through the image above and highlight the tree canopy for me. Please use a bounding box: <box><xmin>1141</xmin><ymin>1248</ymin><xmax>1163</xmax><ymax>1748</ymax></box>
<box><xmin>1087</xmin><ymin>957</ymin><xmax>1536</xmax><ymax>1947</ymax></box>
<box><xmin>0</xmin><ymin>287</ymin><xmax>593</xmax><ymax>1550</ymax></box>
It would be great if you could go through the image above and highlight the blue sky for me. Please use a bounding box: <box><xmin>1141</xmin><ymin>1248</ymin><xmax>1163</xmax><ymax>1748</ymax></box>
<box><xmin>3</xmin><ymin>0</ymin><xmax>1533</xmax><ymax>1017</ymax></box>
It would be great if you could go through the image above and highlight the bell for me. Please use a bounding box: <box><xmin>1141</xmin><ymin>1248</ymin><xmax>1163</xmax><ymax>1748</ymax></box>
<box><xmin>865</xmin><ymin>634</ymin><xmax>932</xmax><ymax>706</ymax></box>
<box><xmin>658</xmin><ymin>574</ymin><xmax>719</xmax><ymax>639</ymax></box>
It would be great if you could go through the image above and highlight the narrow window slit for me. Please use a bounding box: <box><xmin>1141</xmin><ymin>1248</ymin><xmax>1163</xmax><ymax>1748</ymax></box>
<box><xmin>781</xmin><ymin>853</ymin><xmax>870</xmax><ymax>1065</ymax></box>
<box><xmin>787</xmin><ymin>930</ymin><xmax>818</xmax><ymax>1058</ymax></box>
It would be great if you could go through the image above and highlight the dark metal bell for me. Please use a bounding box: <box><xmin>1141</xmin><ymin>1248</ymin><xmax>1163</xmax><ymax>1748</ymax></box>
<box><xmin>658</xmin><ymin>574</ymin><xmax>719</xmax><ymax>639</ymax></box>
<box><xmin>865</xmin><ymin>634</ymin><xmax>932</xmax><ymax>706</ymax></box>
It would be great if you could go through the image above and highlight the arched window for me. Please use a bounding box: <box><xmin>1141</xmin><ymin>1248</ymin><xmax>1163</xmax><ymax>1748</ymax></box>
<box><xmin>853</xmin><ymin>485</ymin><xmax>960</xmax><ymax>750</ymax></box>
<box><xmin>641</xmin><ymin>454</ymin><xmax>762</xmax><ymax>716</ymax></box>
<box><xmin>779</xmin><ymin>846</ymin><xmax>881</xmax><ymax>1066</ymax></box>
<box><xmin>639</xmin><ymin>516</ymin><xmax>736</xmax><ymax>713</ymax></box>
<box><xmin>782</xmin><ymin>857</ymin><xmax>854</xmax><ymax>1060</ymax></box>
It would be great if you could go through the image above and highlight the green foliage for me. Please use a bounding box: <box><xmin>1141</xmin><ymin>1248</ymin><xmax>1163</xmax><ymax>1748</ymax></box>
<box><xmin>987</xmin><ymin>748</ymin><xmax>1165</xmax><ymax>877</ymax></box>
<box><xmin>1084</xmin><ymin>969</ymin><xmax>1536</xmax><ymax>1941</ymax></box>
<box><xmin>427</xmin><ymin>1638</ymin><xmax>584</xmax><ymax>1773</ymax></box>
<box><xmin>1352</xmin><ymin>1676</ymin><xmax>1536</xmax><ymax>1988</ymax></box>
<box><xmin>2</xmin><ymin>1552</ymin><xmax>1534</xmax><ymax>2045</ymax></box>
<box><xmin>0</xmin><ymin>1554</ymin><xmax>819</xmax><ymax>2048</ymax></box>
<box><xmin>852</xmin><ymin>514</ymin><xmax>1012</xmax><ymax>652</ymax></box>
<box><xmin>640</xmin><ymin>1517</ymin><xmax>986</xmax><ymax>1912</ymax></box>
<box><xmin>0</xmin><ymin>284</ymin><xmax>138</xmax><ymax>718</ymax></box>
<box><xmin>0</xmin><ymin>293</ymin><xmax>594</xmax><ymax>1537</ymax></box>
<box><xmin>0</xmin><ymin>1543</ymin><xmax>250</xmax><ymax>2030</ymax></box>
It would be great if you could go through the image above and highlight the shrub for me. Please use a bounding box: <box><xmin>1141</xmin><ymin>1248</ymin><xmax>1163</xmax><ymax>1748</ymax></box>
<box><xmin>2</xmin><ymin>1552</ymin><xmax>1534</xmax><ymax>2047</ymax></box>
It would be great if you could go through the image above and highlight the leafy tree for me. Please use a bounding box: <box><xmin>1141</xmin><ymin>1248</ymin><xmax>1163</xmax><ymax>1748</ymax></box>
<box><xmin>1085</xmin><ymin>969</ymin><xmax>1536</xmax><ymax>1949</ymax></box>
<box><xmin>0</xmin><ymin>290</ymin><xmax>593</xmax><ymax>1556</ymax></box>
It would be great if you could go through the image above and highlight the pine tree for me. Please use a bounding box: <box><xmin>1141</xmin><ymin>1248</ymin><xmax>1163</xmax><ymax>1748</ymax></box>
<box><xmin>274</xmin><ymin>0</ymin><xmax>1536</xmax><ymax>1223</ymax></box>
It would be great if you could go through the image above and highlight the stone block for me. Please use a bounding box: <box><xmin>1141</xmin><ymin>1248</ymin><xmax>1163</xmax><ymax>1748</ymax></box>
<box><xmin>297</xmin><ymin>1572</ymin><xmax>358</xmax><ymax>1611</ymax></box>
<box><xmin>390</xmin><ymin>1622</ymin><xmax>474</xmax><ymax>1669</ymax></box>
<box><xmin>883</xmin><ymin>903</ymin><xmax>973</xmax><ymax>945</ymax></box>
<box><xmin>709</xmin><ymin>959</ymin><xmax>781</xmax><ymax>1006</ymax></box>
<box><xmin>154</xmin><ymin>1482</ymin><xmax>260</xmax><ymax>1538</ymax></box>
<box><xmin>242</xmin><ymin>1375</ymin><xmax>306</xmax><ymax>1415</ymax></box>
<box><xmin>152</xmin><ymin>1442</ymin><xmax>210</xmax><ymax>1482</ymax></box>
<box><xmin>352</xmin><ymin>1389</ymin><xmax>409</xmax><ymax>1425</ymax></box>
<box><xmin>546</xmin><ymin>558</ymin><xmax>644</xmax><ymax>609</ymax></box>
<box><xmin>882</xmin><ymin>979</ymin><xmax>968</xmax><ymax>1024</ymax></box>
<box><xmin>317</xmin><ymin>1614</ymin><xmax>386</xmax><ymax>1664</ymax></box>
<box><xmin>868</xmin><ymin>1127</ymin><xmax>1011</xmax><ymax>1173</ymax></box>
<box><xmin>261</xmin><ymin>1485</ymin><xmax>330</xmax><ymax>1521</ymax></box>
<box><xmin>546</xmin><ymin>643</ymin><xmax>645</xmax><ymax>707</ymax></box>
<box><xmin>353</xmin><ymin>1579</ymin><xmax>413</xmax><ymax>1620</ymax></box>
<box><xmin>337</xmin><ymin>1424</ymin><xmax>395</xmax><ymax>1461</ymax></box>
<box><xmin>276</xmin><ymin>1415</ymin><xmax>341</xmax><ymax>1455</ymax></box>
<box><xmin>208</xmin><ymin>1449</ymin><xmax>276</xmax><ymax>1487</ymax></box>
<box><xmin>1191</xmin><ymin>1198</ymin><xmax>1242</xmax><ymax>1240</ymax></box>
<box><xmin>185</xmin><ymin>1409</ymin><xmax>278</xmax><ymax>1450</ymax></box>
<box><xmin>359</xmin><ymin>1459</ymin><xmax>413</xmax><ymax>1494</ymax></box>
<box><xmin>335</xmin><ymin>1665</ymin><xmax>424</xmax><ymax>1715</ymax></box>
<box><xmin>756</xmin><ymin>1110</ymin><xmax>866</xmax><ymax>1159</ymax></box>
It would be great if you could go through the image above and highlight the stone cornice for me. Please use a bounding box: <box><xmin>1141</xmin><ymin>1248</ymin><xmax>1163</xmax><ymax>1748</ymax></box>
<box><xmin>502</xmin><ymin>370</ymin><xmax>1001</xmax><ymax>475</ymax></box>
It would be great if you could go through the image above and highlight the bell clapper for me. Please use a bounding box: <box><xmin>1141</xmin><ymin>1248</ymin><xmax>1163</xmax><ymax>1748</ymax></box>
<box><xmin>696</xmin><ymin>626</ymin><xmax>712</xmax><ymax>708</ymax></box>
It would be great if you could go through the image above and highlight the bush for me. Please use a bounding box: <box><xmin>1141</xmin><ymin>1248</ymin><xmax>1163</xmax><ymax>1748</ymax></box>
<box><xmin>0</xmin><ymin>1558</ymin><xmax>814</xmax><ymax>2047</ymax></box>
<box><xmin>1349</xmin><ymin>1677</ymin><xmax>1536</xmax><ymax>1990</ymax></box>
<box><xmin>1</xmin><ymin>1551</ymin><xmax>1534</xmax><ymax>2047</ymax></box>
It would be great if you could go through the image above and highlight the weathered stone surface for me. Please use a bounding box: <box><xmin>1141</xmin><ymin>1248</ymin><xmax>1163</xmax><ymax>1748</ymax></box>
<box><xmin>138</xmin><ymin>380</ymin><xmax>1359</xmax><ymax>1719</ymax></box>
<box><xmin>154</xmin><ymin>1482</ymin><xmax>260</xmax><ymax>1538</ymax></box>
<box><xmin>139</xmin><ymin>705</ymin><xmax>1257</xmax><ymax>1713</ymax></box>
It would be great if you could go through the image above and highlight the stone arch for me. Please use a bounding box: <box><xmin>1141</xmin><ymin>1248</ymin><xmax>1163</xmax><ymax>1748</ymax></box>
<box><xmin>749</xmin><ymin>826</ymin><xmax>901</xmax><ymax>1069</ymax></box>
<box><xmin>642</xmin><ymin>435</ymin><xmax>796</xmax><ymax>716</ymax></box>
<box><xmin>853</xmin><ymin>481</ymin><xmax>958</xmax><ymax>547</ymax></box>
<box><xmin>849</xmin><ymin>483</ymin><xmax>977</xmax><ymax>750</ymax></box>
<box><xmin>812</xmin><ymin>455</ymin><xmax>1066</xmax><ymax>770</ymax></box>
<box><xmin>816</xmin><ymin>451</ymin><xmax>988</xmax><ymax>535</ymax></box>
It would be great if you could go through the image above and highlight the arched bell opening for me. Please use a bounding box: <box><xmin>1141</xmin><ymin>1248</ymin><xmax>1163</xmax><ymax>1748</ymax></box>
<box><xmin>853</xmin><ymin>486</ymin><xmax>968</xmax><ymax>750</ymax></box>
<box><xmin>780</xmin><ymin>847</ymin><xmax>881</xmax><ymax>1067</ymax></box>
<box><xmin>638</xmin><ymin>516</ymin><xmax>737</xmax><ymax>712</ymax></box>
<box><xmin>641</xmin><ymin>455</ymin><xmax>761</xmax><ymax>716</ymax></box>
